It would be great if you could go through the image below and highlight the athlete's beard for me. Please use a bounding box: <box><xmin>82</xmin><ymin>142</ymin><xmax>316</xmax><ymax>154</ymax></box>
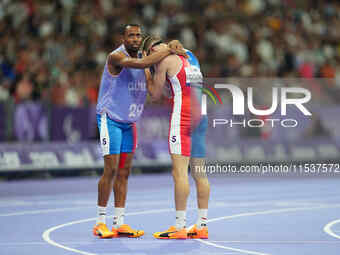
<box><xmin>125</xmin><ymin>44</ymin><xmax>139</xmax><ymax>57</ymax></box>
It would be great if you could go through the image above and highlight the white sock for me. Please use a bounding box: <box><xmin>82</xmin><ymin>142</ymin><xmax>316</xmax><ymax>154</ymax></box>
<box><xmin>96</xmin><ymin>206</ymin><xmax>106</xmax><ymax>225</ymax></box>
<box><xmin>196</xmin><ymin>209</ymin><xmax>208</xmax><ymax>229</ymax></box>
<box><xmin>175</xmin><ymin>210</ymin><xmax>186</xmax><ymax>230</ymax></box>
<box><xmin>113</xmin><ymin>207</ymin><xmax>125</xmax><ymax>228</ymax></box>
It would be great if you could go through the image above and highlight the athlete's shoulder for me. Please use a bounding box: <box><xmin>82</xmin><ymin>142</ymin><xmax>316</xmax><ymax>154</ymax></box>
<box><xmin>111</xmin><ymin>44</ymin><xmax>125</xmax><ymax>54</ymax></box>
<box><xmin>108</xmin><ymin>46</ymin><xmax>122</xmax><ymax>56</ymax></box>
<box><xmin>156</xmin><ymin>54</ymin><xmax>179</xmax><ymax>68</ymax></box>
<box><xmin>166</xmin><ymin>54</ymin><xmax>182</xmax><ymax>62</ymax></box>
<box><xmin>107</xmin><ymin>45</ymin><xmax>129</xmax><ymax>66</ymax></box>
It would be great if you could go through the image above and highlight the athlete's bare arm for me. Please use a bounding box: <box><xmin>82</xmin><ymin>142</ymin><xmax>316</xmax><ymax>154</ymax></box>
<box><xmin>146</xmin><ymin>55</ymin><xmax>182</xmax><ymax>100</ymax></box>
<box><xmin>108</xmin><ymin>48</ymin><xmax>172</xmax><ymax>70</ymax></box>
<box><xmin>145</xmin><ymin>60</ymin><xmax>167</xmax><ymax>100</ymax></box>
<box><xmin>108</xmin><ymin>40</ymin><xmax>187</xmax><ymax>70</ymax></box>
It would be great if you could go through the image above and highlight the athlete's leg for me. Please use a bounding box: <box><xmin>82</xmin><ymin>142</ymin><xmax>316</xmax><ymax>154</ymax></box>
<box><xmin>188</xmin><ymin>116</ymin><xmax>209</xmax><ymax>238</ymax></box>
<box><xmin>190</xmin><ymin>157</ymin><xmax>210</xmax><ymax>210</ymax></box>
<box><xmin>111</xmin><ymin>123</ymin><xmax>143</xmax><ymax>237</ymax></box>
<box><xmin>154</xmin><ymin>99</ymin><xmax>192</xmax><ymax>239</ymax></box>
<box><xmin>113</xmin><ymin>122</ymin><xmax>137</xmax><ymax>225</ymax></box>
<box><xmin>153</xmin><ymin>153</ymin><xmax>190</xmax><ymax>239</ymax></box>
<box><xmin>190</xmin><ymin>157</ymin><xmax>210</xmax><ymax>238</ymax></box>
<box><xmin>94</xmin><ymin>156</ymin><xmax>120</xmax><ymax>239</ymax></box>
<box><xmin>96</xmin><ymin>155</ymin><xmax>120</xmax><ymax>238</ymax></box>
<box><xmin>94</xmin><ymin>114</ymin><xmax>122</xmax><ymax>238</ymax></box>
<box><xmin>188</xmin><ymin>158</ymin><xmax>209</xmax><ymax>239</ymax></box>
<box><xmin>171</xmin><ymin>119</ymin><xmax>192</xmax><ymax>233</ymax></box>
<box><xmin>113</xmin><ymin>152</ymin><xmax>134</xmax><ymax>208</ymax></box>
<box><xmin>98</xmin><ymin>154</ymin><xmax>120</xmax><ymax>208</ymax></box>
<box><xmin>171</xmin><ymin>154</ymin><xmax>190</xmax><ymax>211</ymax></box>
<box><xmin>190</xmin><ymin>116</ymin><xmax>210</xmax><ymax>209</ymax></box>
<box><xmin>97</xmin><ymin>114</ymin><xmax>122</xmax><ymax>211</ymax></box>
<box><xmin>114</xmin><ymin>122</ymin><xmax>137</xmax><ymax>209</ymax></box>
<box><xmin>112</xmin><ymin>152</ymin><xmax>133</xmax><ymax>228</ymax></box>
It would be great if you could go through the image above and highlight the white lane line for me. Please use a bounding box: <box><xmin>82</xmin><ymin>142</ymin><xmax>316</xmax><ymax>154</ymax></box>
<box><xmin>324</xmin><ymin>219</ymin><xmax>340</xmax><ymax>240</ymax></box>
<box><xmin>0</xmin><ymin>206</ymin><xmax>93</xmax><ymax>217</ymax></box>
<box><xmin>196</xmin><ymin>240</ymin><xmax>269</xmax><ymax>255</ymax></box>
<box><xmin>190</xmin><ymin>203</ymin><xmax>340</xmax><ymax>255</ymax></box>
<box><xmin>210</xmin><ymin>240</ymin><xmax>340</xmax><ymax>244</ymax></box>
<box><xmin>207</xmin><ymin>204</ymin><xmax>340</xmax><ymax>223</ymax></box>
<box><xmin>42</xmin><ymin>208</ymin><xmax>172</xmax><ymax>255</ymax></box>
<box><xmin>0</xmin><ymin>242</ymin><xmax>91</xmax><ymax>246</ymax></box>
<box><xmin>0</xmin><ymin>200</ymin><xmax>95</xmax><ymax>207</ymax></box>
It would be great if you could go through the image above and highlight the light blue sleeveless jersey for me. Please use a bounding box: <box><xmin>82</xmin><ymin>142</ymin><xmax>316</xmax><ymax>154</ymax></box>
<box><xmin>186</xmin><ymin>49</ymin><xmax>208</xmax><ymax>158</ymax></box>
<box><xmin>185</xmin><ymin>49</ymin><xmax>203</xmax><ymax>99</ymax></box>
<box><xmin>186</xmin><ymin>49</ymin><xmax>200</xmax><ymax>69</ymax></box>
<box><xmin>96</xmin><ymin>44</ymin><xmax>147</xmax><ymax>123</ymax></box>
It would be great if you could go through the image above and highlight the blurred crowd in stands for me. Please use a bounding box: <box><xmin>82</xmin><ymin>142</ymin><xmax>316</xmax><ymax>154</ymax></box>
<box><xmin>0</xmin><ymin>0</ymin><xmax>340</xmax><ymax>106</ymax></box>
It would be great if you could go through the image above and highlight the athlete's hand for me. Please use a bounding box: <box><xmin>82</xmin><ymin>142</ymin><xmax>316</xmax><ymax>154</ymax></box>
<box><xmin>142</xmin><ymin>50</ymin><xmax>147</xmax><ymax>58</ymax></box>
<box><xmin>168</xmin><ymin>40</ymin><xmax>188</xmax><ymax>58</ymax></box>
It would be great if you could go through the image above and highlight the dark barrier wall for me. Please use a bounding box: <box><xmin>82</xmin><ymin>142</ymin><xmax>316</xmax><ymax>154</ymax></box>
<box><xmin>10</xmin><ymin>104</ymin><xmax>97</xmax><ymax>143</ymax></box>
<box><xmin>0</xmin><ymin>103</ymin><xmax>4</xmax><ymax>141</ymax></box>
<box><xmin>14</xmin><ymin>102</ymin><xmax>48</xmax><ymax>142</ymax></box>
<box><xmin>50</xmin><ymin>106</ymin><xmax>93</xmax><ymax>142</ymax></box>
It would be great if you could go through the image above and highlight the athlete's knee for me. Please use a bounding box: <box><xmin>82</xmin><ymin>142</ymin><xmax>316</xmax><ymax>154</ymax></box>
<box><xmin>192</xmin><ymin>171</ymin><xmax>208</xmax><ymax>182</ymax></box>
<box><xmin>115</xmin><ymin>166</ymin><xmax>131</xmax><ymax>180</ymax></box>
<box><xmin>193</xmin><ymin>172</ymin><xmax>209</xmax><ymax>183</ymax></box>
<box><xmin>172</xmin><ymin>168</ymin><xmax>188</xmax><ymax>182</ymax></box>
<box><xmin>197</xmin><ymin>179</ymin><xmax>210</xmax><ymax>190</ymax></box>
<box><xmin>102</xmin><ymin>165</ymin><xmax>116</xmax><ymax>180</ymax></box>
<box><xmin>102</xmin><ymin>154</ymin><xmax>120</xmax><ymax>179</ymax></box>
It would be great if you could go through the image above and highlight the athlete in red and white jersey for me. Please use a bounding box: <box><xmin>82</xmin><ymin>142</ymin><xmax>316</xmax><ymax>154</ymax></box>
<box><xmin>146</xmin><ymin>41</ymin><xmax>202</xmax><ymax>156</ymax></box>
<box><xmin>144</xmin><ymin>37</ymin><xmax>209</xmax><ymax>240</ymax></box>
<box><xmin>167</xmin><ymin>55</ymin><xmax>192</xmax><ymax>156</ymax></box>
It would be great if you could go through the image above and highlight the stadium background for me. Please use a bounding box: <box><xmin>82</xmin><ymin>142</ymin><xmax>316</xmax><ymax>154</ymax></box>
<box><xmin>0</xmin><ymin>0</ymin><xmax>340</xmax><ymax>175</ymax></box>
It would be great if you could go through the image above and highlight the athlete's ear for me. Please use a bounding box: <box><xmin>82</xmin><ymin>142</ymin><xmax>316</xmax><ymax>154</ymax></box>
<box><xmin>139</xmin><ymin>35</ymin><xmax>151</xmax><ymax>53</ymax></box>
<box><xmin>138</xmin><ymin>35</ymin><xmax>149</xmax><ymax>58</ymax></box>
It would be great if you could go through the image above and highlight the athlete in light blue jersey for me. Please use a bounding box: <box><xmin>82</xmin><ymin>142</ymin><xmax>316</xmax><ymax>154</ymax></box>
<box><xmin>96</xmin><ymin>43</ymin><xmax>147</xmax><ymax>123</ymax></box>
<box><xmin>185</xmin><ymin>49</ymin><xmax>208</xmax><ymax>158</ymax></box>
<box><xmin>186</xmin><ymin>50</ymin><xmax>200</xmax><ymax>69</ymax></box>
<box><xmin>94</xmin><ymin>24</ymin><xmax>188</xmax><ymax>238</ymax></box>
<box><xmin>185</xmin><ymin>49</ymin><xmax>210</xmax><ymax>239</ymax></box>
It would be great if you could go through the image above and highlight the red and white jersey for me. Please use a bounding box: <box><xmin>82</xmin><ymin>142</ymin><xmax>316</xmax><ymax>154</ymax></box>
<box><xmin>166</xmin><ymin>55</ymin><xmax>203</xmax><ymax>156</ymax></box>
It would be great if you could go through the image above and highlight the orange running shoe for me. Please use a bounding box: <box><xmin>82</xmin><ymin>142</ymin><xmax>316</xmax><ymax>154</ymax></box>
<box><xmin>153</xmin><ymin>226</ymin><xmax>187</xmax><ymax>239</ymax></box>
<box><xmin>114</xmin><ymin>224</ymin><xmax>144</xmax><ymax>238</ymax></box>
<box><xmin>187</xmin><ymin>224</ymin><xmax>208</xmax><ymax>239</ymax></box>
<box><xmin>93</xmin><ymin>223</ymin><xmax>117</xmax><ymax>238</ymax></box>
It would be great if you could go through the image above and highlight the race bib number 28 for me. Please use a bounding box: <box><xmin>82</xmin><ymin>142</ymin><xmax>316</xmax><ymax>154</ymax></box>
<box><xmin>128</xmin><ymin>104</ymin><xmax>144</xmax><ymax>119</ymax></box>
